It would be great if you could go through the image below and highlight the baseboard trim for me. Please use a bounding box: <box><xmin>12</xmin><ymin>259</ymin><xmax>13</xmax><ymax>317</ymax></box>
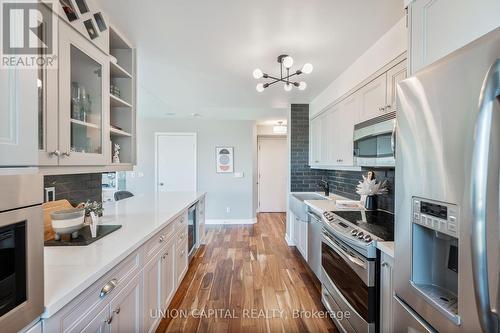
<box><xmin>285</xmin><ymin>233</ymin><xmax>294</xmax><ymax>246</ymax></box>
<box><xmin>205</xmin><ymin>218</ymin><xmax>257</xmax><ymax>225</ymax></box>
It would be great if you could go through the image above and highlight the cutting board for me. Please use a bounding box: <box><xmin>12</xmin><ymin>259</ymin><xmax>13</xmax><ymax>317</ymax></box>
<box><xmin>42</xmin><ymin>200</ymin><xmax>83</xmax><ymax>241</ymax></box>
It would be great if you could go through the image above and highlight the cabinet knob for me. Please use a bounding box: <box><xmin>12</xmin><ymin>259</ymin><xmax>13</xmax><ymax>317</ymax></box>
<box><xmin>159</xmin><ymin>182</ymin><xmax>164</xmax><ymax>186</ymax></box>
<box><xmin>180</xmin><ymin>250</ymin><xmax>185</xmax><ymax>257</ymax></box>
<box><xmin>61</xmin><ymin>151</ymin><xmax>71</xmax><ymax>157</ymax></box>
<box><xmin>105</xmin><ymin>316</ymin><xmax>113</xmax><ymax>324</ymax></box>
<box><xmin>379</xmin><ymin>106</ymin><xmax>385</xmax><ymax>111</ymax></box>
<box><xmin>159</xmin><ymin>235</ymin><xmax>165</xmax><ymax>243</ymax></box>
<box><xmin>162</xmin><ymin>252</ymin><xmax>169</xmax><ymax>260</ymax></box>
<box><xmin>114</xmin><ymin>307</ymin><xmax>121</xmax><ymax>315</ymax></box>
<box><xmin>382</xmin><ymin>262</ymin><xmax>389</xmax><ymax>268</ymax></box>
<box><xmin>49</xmin><ymin>150</ymin><xmax>61</xmax><ymax>157</ymax></box>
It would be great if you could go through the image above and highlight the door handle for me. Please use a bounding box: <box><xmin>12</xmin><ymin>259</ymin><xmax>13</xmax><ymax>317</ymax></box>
<box><xmin>471</xmin><ymin>59</ymin><xmax>500</xmax><ymax>333</ymax></box>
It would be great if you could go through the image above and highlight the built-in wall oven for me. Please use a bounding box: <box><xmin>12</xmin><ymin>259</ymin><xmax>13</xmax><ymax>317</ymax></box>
<box><xmin>0</xmin><ymin>175</ymin><xmax>44</xmax><ymax>333</ymax></box>
<box><xmin>353</xmin><ymin>111</ymin><xmax>396</xmax><ymax>167</ymax></box>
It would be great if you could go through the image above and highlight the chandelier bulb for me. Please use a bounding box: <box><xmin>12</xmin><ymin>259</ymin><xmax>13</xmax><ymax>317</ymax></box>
<box><xmin>302</xmin><ymin>63</ymin><xmax>313</xmax><ymax>74</ymax></box>
<box><xmin>282</xmin><ymin>56</ymin><xmax>294</xmax><ymax>69</ymax></box>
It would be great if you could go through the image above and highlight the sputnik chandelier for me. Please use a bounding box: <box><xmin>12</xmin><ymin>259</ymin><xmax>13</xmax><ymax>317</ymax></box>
<box><xmin>253</xmin><ymin>54</ymin><xmax>313</xmax><ymax>92</ymax></box>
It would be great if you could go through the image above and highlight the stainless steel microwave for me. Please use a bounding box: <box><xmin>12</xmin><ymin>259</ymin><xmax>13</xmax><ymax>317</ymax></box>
<box><xmin>353</xmin><ymin>111</ymin><xmax>396</xmax><ymax>167</ymax></box>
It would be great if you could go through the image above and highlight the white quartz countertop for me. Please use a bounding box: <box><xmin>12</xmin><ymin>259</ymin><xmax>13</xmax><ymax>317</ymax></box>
<box><xmin>303</xmin><ymin>193</ymin><xmax>364</xmax><ymax>213</ymax></box>
<box><xmin>43</xmin><ymin>191</ymin><xmax>205</xmax><ymax>318</ymax></box>
<box><xmin>377</xmin><ymin>241</ymin><xmax>394</xmax><ymax>258</ymax></box>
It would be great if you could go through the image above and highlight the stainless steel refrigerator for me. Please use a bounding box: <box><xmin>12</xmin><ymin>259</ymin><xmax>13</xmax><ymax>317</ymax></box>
<box><xmin>394</xmin><ymin>27</ymin><xmax>500</xmax><ymax>332</ymax></box>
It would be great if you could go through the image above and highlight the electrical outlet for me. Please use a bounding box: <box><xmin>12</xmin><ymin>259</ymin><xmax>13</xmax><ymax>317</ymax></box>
<box><xmin>226</xmin><ymin>207</ymin><xmax>231</xmax><ymax>213</ymax></box>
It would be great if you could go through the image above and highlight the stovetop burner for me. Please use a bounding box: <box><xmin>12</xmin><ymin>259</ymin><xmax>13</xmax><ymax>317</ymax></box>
<box><xmin>333</xmin><ymin>210</ymin><xmax>394</xmax><ymax>241</ymax></box>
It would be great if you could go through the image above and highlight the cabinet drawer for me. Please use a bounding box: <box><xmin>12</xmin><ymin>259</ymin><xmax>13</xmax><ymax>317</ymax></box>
<box><xmin>44</xmin><ymin>250</ymin><xmax>141</xmax><ymax>333</ymax></box>
<box><xmin>174</xmin><ymin>211</ymin><xmax>187</xmax><ymax>232</ymax></box>
<box><xmin>143</xmin><ymin>222</ymin><xmax>175</xmax><ymax>263</ymax></box>
<box><xmin>177</xmin><ymin>227</ymin><xmax>188</xmax><ymax>246</ymax></box>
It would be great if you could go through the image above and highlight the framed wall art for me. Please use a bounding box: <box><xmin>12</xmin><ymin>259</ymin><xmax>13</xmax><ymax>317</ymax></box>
<box><xmin>216</xmin><ymin>147</ymin><xmax>234</xmax><ymax>173</ymax></box>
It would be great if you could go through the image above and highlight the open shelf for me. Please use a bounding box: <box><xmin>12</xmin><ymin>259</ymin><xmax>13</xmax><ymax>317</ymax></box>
<box><xmin>110</xmin><ymin>94</ymin><xmax>132</xmax><ymax>108</ymax></box>
<box><xmin>110</xmin><ymin>127</ymin><xmax>131</xmax><ymax>137</ymax></box>
<box><xmin>71</xmin><ymin>118</ymin><xmax>100</xmax><ymax>129</ymax></box>
<box><xmin>110</xmin><ymin>61</ymin><xmax>132</xmax><ymax>78</ymax></box>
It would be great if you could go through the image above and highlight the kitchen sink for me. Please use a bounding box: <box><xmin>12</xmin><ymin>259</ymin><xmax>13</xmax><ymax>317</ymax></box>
<box><xmin>292</xmin><ymin>193</ymin><xmax>330</xmax><ymax>201</ymax></box>
<box><xmin>289</xmin><ymin>193</ymin><xmax>331</xmax><ymax>221</ymax></box>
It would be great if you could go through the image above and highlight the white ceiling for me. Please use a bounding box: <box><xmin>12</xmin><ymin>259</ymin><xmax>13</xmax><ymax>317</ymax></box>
<box><xmin>96</xmin><ymin>0</ymin><xmax>404</xmax><ymax>120</ymax></box>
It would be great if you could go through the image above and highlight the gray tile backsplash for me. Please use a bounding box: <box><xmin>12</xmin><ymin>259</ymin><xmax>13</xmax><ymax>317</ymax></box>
<box><xmin>44</xmin><ymin>173</ymin><xmax>102</xmax><ymax>205</ymax></box>
<box><xmin>290</xmin><ymin>104</ymin><xmax>395</xmax><ymax>213</ymax></box>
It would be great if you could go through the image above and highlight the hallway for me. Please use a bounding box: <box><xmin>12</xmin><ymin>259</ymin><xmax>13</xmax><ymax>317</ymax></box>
<box><xmin>158</xmin><ymin>213</ymin><xmax>337</xmax><ymax>333</ymax></box>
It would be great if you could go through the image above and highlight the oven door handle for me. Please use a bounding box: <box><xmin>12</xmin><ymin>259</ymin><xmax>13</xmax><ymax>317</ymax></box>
<box><xmin>323</xmin><ymin>233</ymin><xmax>366</xmax><ymax>270</ymax></box>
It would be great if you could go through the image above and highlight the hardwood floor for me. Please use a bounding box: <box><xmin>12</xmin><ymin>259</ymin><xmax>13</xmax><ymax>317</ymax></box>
<box><xmin>156</xmin><ymin>213</ymin><xmax>338</xmax><ymax>333</ymax></box>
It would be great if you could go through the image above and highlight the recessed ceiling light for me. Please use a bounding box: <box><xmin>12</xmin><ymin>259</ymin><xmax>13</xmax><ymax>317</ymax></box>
<box><xmin>164</xmin><ymin>112</ymin><xmax>176</xmax><ymax>116</ymax></box>
<box><xmin>191</xmin><ymin>113</ymin><xmax>202</xmax><ymax>117</ymax></box>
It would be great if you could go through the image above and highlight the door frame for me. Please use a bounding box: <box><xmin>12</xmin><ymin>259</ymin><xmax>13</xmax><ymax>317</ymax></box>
<box><xmin>257</xmin><ymin>135</ymin><xmax>287</xmax><ymax>213</ymax></box>
<box><xmin>154</xmin><ymin>132</ymin><xmax>197</xmax><ymax>192</ymax></box>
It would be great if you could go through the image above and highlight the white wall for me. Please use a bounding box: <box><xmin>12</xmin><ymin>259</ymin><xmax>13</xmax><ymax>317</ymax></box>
<box><xmin>310</xmin><ymin>17</ymin><xmax>407</xmax><ymax>117</ymax></box>
<box><xmin>127</xmin><ymin>118</ymin><xmax>258</xmax><ymax>222</ymax></box>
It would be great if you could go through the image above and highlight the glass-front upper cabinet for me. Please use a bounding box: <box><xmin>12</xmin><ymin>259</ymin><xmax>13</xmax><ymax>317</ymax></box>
<box><xmin>58</xmin><ymin>21</ymin><xmax>109</xmax><ymax>165</ymax></box>
<box><xmin>37</xmin><ymin>62</ymin><xmax>59</xmax><ymax>165</ymax></box>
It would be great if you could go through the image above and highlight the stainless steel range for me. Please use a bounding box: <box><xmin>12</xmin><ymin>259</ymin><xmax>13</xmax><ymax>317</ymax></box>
<box><xmin>321</xmin><ymin>210</ymin><xmax>394</xmax><ymax>333</ymax></box>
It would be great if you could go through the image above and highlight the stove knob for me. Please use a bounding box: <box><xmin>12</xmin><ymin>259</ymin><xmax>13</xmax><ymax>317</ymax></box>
<box><xmin>357</xmin><ymin>231</ymin><xmax>364</xmax><ymax>239</ymax></box>
<box><xmin>363</xmin><ymin>235</ymin><xmax>372</xmax><ymax>243</ymax></box>
<box><xmin>351</xmin><ymin>229</ymin><xmax>358</xmax><ymax>236</ymax></box>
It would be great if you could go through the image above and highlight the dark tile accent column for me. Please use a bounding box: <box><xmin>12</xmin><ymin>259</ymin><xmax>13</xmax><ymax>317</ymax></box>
<box><xmin>290</xmin><ymin>104</ymin><xmax>327</xmax><ymax>192</ymax></box>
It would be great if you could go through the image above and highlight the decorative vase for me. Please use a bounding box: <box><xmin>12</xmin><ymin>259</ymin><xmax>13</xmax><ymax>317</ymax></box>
<box><xmin>365</xmin><ymin>195</ymin><xmax>378</xmax><ymax>210</ymax></box>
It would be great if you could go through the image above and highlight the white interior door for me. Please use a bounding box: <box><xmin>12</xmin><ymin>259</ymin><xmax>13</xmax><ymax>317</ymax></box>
<box><xmin>156</xmin><ymin>133</ymin><xmax>196</xmax><ymax>192</ymax></box>
<box><xmin>258</xmin><ymin>137</ymin><xmax>287</xmax><ymax>212</ymax></box>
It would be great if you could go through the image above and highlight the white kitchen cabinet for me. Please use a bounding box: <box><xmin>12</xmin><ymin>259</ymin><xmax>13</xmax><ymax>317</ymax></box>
<box><xmin>0</xmin><ymin>66</ymin><xmax>39</xmax><ymax>167</ymax></box>
<box><xmin>409</xmin><ymin>0</ymin><xmax>500</xmax><ymax>74</ymax></box>
<box><xmin>58</xmin><ymin>20</ymin><xmax>110</xmax><ymax>165</ymax></box>
<box><xmin>385</xmin><ymin>60</ymin><xmax>407</xmax><ymax>113</ymax></box>
<box><xmin>143</xmin><ymin>250</ymin><xmax>162</xmax><ymax>333</ymax></box>
<box><xmin>176</xmin><ymin>238</ymin><xmax>189</xmax><ymax>286</ymax></box>
<box><xmin>380</xmin><ymin>253</ymin><xmax>395</xmax><ymax>333</ymax></box>
<box><xmin>81</xmin><ymin>305</ymin><xmax>111</xmax><ymax>333</ymax></box>
<box><xmin>331</xmin><ymin>94</ymin><xmax>359</xmax><ymax>166</ymax></box>
<box><xmin>309</xmin><ymin>116</ymin><xmax>322</xmax><ymax>165</ymax></box>
<box><xmin>358</xmin><ymin>73</ymin><xmax>387</xmax><ymax>122</ymax></box>
<box><xmin>297</xmin><ymin>218</ymin><xmax>308</xmax><ymax>261</ymax></box>
<box><xmin>160</xmin><ymin>238</ymin><xmax>176</xmax><ymax>309</ymax></box>
<box><xmin>109</xmin><ymin>274</ymin><xmax>142</xmax><ymax>333</ymax></box>
<box><xmin>290</xmin><ymin>212</ymin><xmax>300</xmax><ymax>246</ymax></box>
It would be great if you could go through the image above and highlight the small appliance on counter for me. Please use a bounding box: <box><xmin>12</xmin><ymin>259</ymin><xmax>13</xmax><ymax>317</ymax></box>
<box><xmin>321</xmin><ymin>209</ymin><xmax>394</xmax><ymax>332</ymax></box>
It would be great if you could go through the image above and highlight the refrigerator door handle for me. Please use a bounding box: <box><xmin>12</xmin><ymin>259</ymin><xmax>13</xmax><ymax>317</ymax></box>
<box><xmin>471</xmin><ymin>58</ymin><xmax>500</xmax><ymax>333</ymax></box>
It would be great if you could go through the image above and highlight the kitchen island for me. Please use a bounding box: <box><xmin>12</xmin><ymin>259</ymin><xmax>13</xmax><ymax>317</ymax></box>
<box><xmin>42</xmin><ymin>191</ymin><xmax>205</xmax><ymax>332</ymax></box>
